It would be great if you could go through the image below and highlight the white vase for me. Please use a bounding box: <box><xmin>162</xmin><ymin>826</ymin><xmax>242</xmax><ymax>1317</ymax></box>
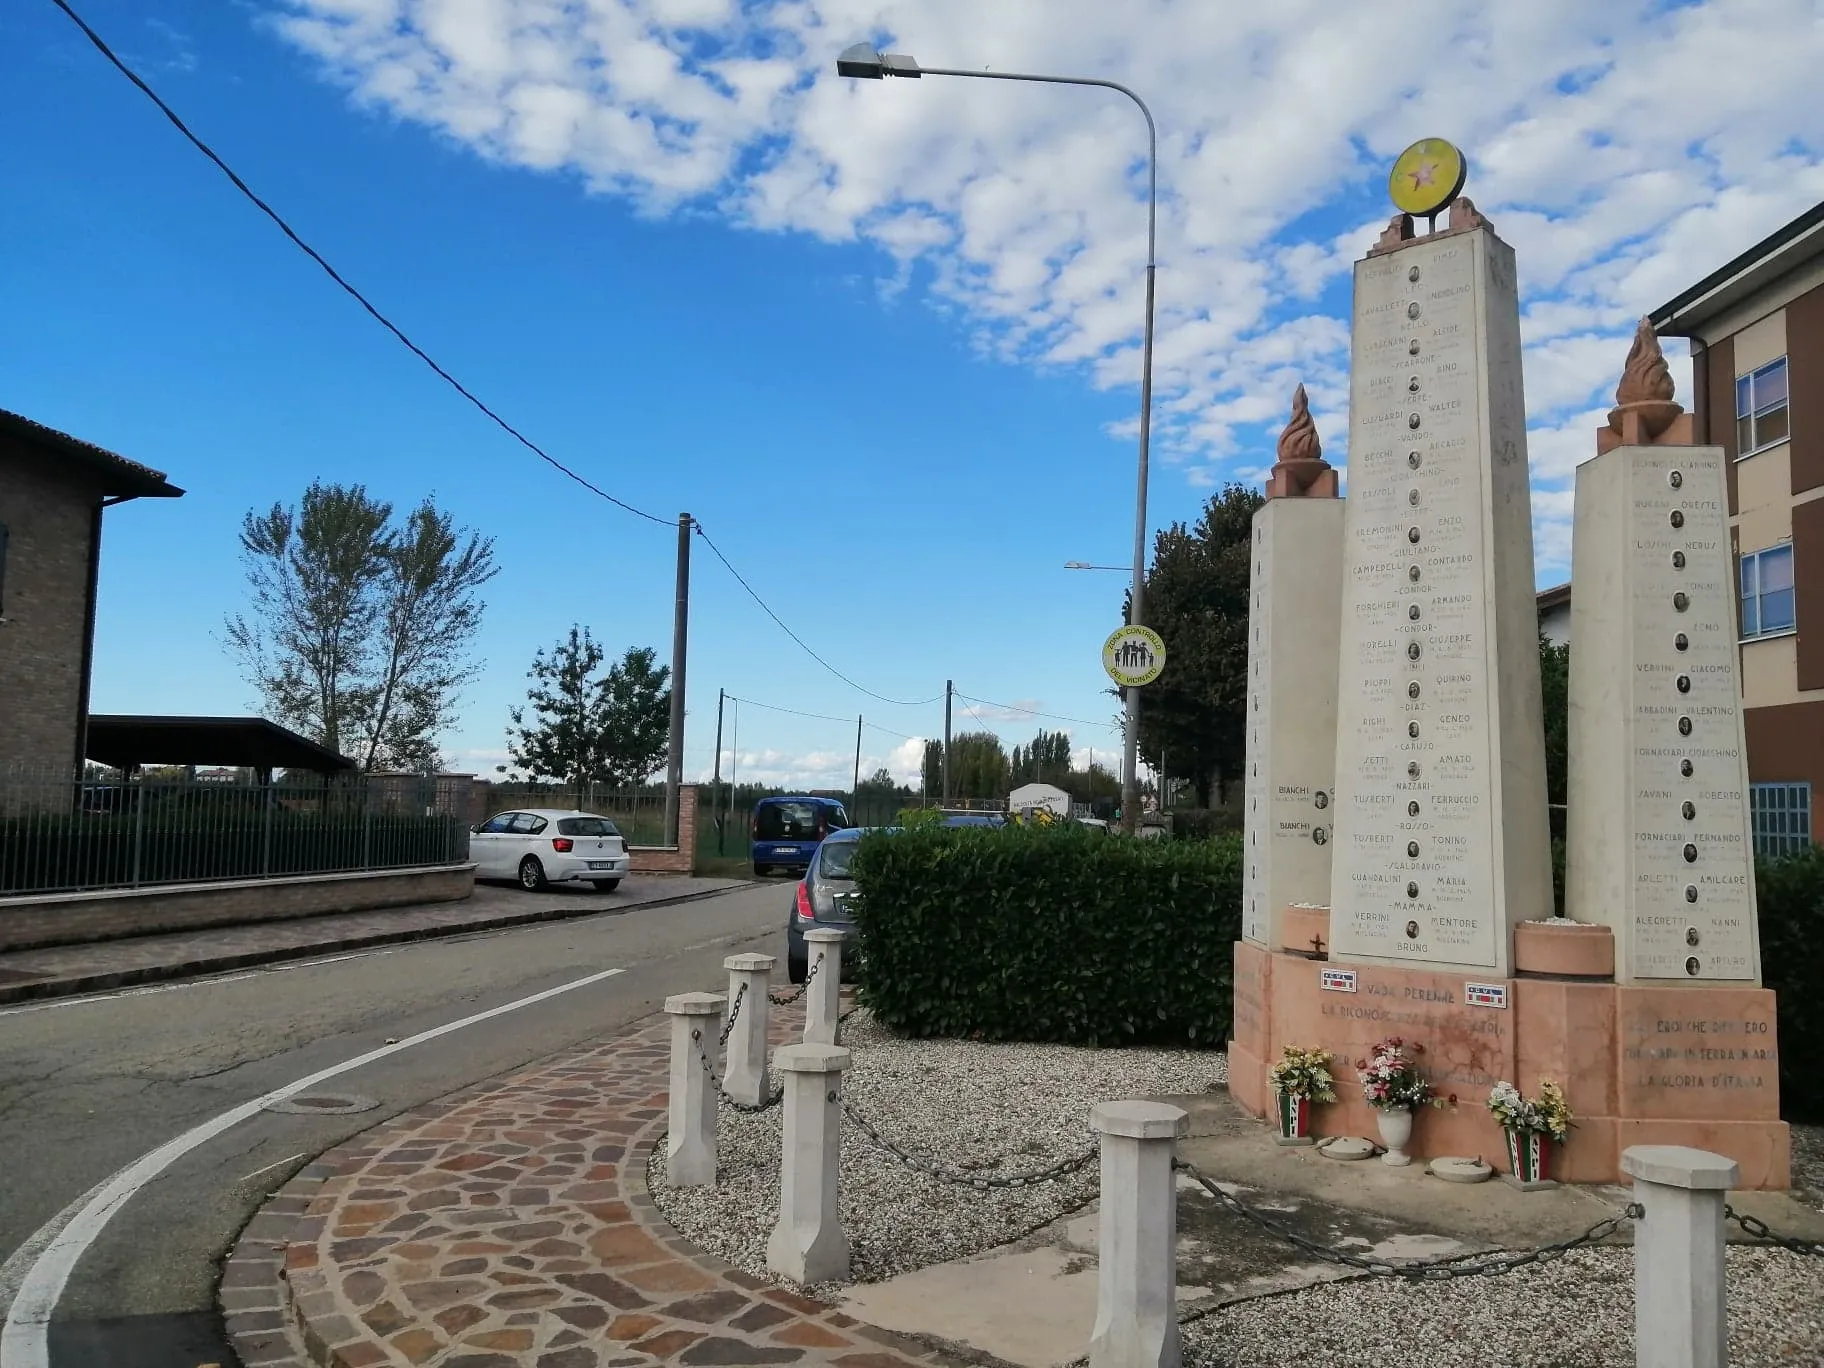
<box><xmin>1375</xmin><ymin>1106</ymin><xmax>1413</xmax><ymax>1166</ymax></box>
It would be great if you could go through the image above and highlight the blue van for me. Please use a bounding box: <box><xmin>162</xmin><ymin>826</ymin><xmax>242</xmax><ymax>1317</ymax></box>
<box><xmin>751</xmin><ymin>795</ymin><xmax>851</xmax><ymax>877</ymax></box>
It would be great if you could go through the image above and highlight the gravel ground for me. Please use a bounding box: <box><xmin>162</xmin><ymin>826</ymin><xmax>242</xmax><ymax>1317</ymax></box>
<box><xmin>1183</xmin><ymin>1245</ymin><xmax>1824</xmax><ymax>1367</ymax></box>
<box><xmin>649</xmin><ymin>1008</ymin><xmax>1227</xmax><ymax>1288</ymax></box>
<box><xmin>1792</xmin><ymin>1122</ymin><xmax>1824</xmax><ymax>1212</ymax></box>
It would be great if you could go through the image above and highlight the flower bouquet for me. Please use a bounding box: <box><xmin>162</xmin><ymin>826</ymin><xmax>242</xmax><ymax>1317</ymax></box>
<box><xmin>1267</xmin><ymin>1046</ymin><xmax>1336</xmax><ymax>1141</ymax></box>
<box><xmin>1487</xmin><ymin>1079</ymin><xmax>1573</xmax><ymax>1182</ymax></box>
<box><xmin>1355</xmin><ymin>1037</ymin><xmax>1435</xmax><ymax>1167</ymax></box>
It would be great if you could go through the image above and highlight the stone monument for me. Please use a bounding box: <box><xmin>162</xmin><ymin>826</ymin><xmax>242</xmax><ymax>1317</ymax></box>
<box><xmin>1564</xmin><ymin>320</ymin><xmax>1786</xmax><ymax>1174</ymax></box>
<box><xmin>1227</xmin><ymin>142</ymin><xmax>1788</xmax><ymax>1186</ymax></box>
<box><xmin>1233</xmin><ymin>388</ymin><xmax>1346</xmax><ymax>1095</ymax></box>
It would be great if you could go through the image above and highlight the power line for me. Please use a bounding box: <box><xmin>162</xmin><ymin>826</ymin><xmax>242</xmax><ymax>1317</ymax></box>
<box><xmin>725</xmin><ymin>694</ymin><xmax>916</xmax><ymax>741</ymax></box>
<box><xmin>46</xmin><ymin>0</ymin><xmax>672</xmax><ymax>529</ymax></box>
<box><xmin>53</xmin><ymin>0</ymin><xmax>957</xmax><ymax>716</ymax></box>
<box><xmin>696</xmin><ymin>528</ymin><xmax>945</xmax><ymax>708</ymax></box>
<box><xmin>956</xmin><ymin>691</ymin><xmax>1121</xmax><ymax>732</ymax></box>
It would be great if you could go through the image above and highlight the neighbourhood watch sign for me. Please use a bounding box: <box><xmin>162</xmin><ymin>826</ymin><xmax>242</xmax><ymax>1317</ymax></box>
<box><xmin>1102</xmin><ymin>626</ymin><xmax>1166</xmax><ymax>688</ymax></box>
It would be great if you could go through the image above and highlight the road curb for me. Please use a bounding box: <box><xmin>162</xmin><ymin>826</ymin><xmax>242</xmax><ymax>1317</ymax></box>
<box><xmin>0</xmin><ymin>883</ymin><xmax>749</xmax><ymax>1006</ymax></box>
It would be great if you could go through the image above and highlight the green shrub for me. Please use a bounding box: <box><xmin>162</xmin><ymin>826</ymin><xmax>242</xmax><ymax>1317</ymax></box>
<box><xmin>848</xmin><ymin>823</ymin><xmax>1241</xmax><ymax>1046</ymax></box>
<box><xmin>1757</xmin><ymin>844</ymin><xmax>1824</xmax><ymax>1121</ymax></box>
<box><xmin>893</xmin><ymin>806</ymin><xmax>946</xmax><ymax>832</ymax></box>
<box><xmin>1167</xmin><ymin>808</ymin><xmax>1244</xmax><ymax>841</ymax></box>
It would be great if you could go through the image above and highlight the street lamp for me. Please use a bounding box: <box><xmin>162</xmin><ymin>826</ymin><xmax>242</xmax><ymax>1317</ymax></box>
<box><xmin>1063</xmin><ymin>561</ymin><xmax>1128</xmax><ymax>572</ymax></box>
<box><xmin>840</xmin><ymin>42</ymin><xmax>1158</xmax><ymax>835</ymax></box>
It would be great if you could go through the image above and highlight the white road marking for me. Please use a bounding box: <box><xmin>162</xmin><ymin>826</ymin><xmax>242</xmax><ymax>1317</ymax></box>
<box><xmin>235</xmin><ymin>1153</ymin><xmax>307</xmax><ymax>1187</ymax></box>
<box><xmin>0</xmin><ymin>950</ymin><xmax>399</xmax><ymax>1018</ymax></box>
<box><xmin>0</xmin><ymin>965</ymin><xmax>626</xmax><ymax>1368</ymax></box>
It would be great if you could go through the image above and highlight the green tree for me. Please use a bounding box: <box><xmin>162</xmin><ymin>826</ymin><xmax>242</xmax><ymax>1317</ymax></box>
<box><xmin>1126</xmin><ymin>482</ymin><xmax>1263</xmax><ymax>806</ymax></box>
<box><xmin>949</xmin><ymin>731</ymin><xmax>1009</xmax><ymax>800</ymax></box>
<box><xmin>1012</xmin><ymin>729</ymin><xmax>1073</xmax><ymax>786</ymax></box>
<box><xmin>506</xmin><ymin>630</ymin><xmax>671</xmax><ymax>788</ymax></box>
<box><xmin>225</xmin><ymin>482</ymin><xmax>497</xmax><ymax>770</ymax></box>
<box><xmin>857</xmin><ymin>767</ymin><xmax>904</xmax><ymax>797</ymax></box>
<box><xmin>922</xmin><ymin>739</ymin><xmax>943</xmax><ymax>798</ymax></box>
<box><xmin>1540</xmin><ymin>635</ymin><xmax>1569</xmax><ymax>833</ymax></box>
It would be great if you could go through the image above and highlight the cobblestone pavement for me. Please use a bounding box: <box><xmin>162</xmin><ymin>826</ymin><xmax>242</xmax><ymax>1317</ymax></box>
<box><xmin>222</xmin><ymin>993</ymin><xmax>976</xmax><ymax>1368</ymax></box>
<box><xmin>0</xmin><ymin>877</ymin><xmax>741</xmax><ymax>1004</ymax></box>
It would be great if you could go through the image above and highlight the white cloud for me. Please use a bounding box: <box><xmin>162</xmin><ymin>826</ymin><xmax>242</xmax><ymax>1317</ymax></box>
<box><xmin>274</xmin><ymin>0</ymin><xmax>1824</xmax><ymax>573</ymax></box>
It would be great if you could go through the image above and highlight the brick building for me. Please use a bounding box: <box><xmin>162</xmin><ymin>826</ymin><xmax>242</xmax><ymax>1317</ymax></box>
<box><xmin>0</xmin><ymin>410</ymin><xmax>183</xmax><ymax>774</ymax></box>
<box><xmin>1650</xmin><ymin>200</ymin><xmax>1824</xmax><ymax>852</ymax></box>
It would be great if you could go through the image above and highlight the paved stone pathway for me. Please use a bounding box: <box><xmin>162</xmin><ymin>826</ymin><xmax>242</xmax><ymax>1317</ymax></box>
<box><xmin>223</xmin><ymin>996</ymin><xmax>972</xmax><ymax>1368</ymax></box>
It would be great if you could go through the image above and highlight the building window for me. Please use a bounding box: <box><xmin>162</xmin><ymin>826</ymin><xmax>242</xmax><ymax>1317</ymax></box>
<box><xmin>1735</xmin><ymin>357</ymin><xmax>1789</xmax><ymax>455</ymax></box>
<box><xmin>1750</xmin><ymin>782</ymin><xmax>1812</xmax><ymax>858</ymax></box>
<box><xmin>1740</xmin><ymin>543</ymin><xmax>1795</xmax><ymax>638</ymax></box>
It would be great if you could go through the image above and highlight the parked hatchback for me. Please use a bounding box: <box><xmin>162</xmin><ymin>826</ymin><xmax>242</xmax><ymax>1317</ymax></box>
<box><xmin>469</xmin><ymin>809</ymin><xmax>630</xmax><ymax>892</ymax></box>
<box><xmin>786</xmin><ymin>825</ymin><xmax>865</xmax><ymax>982</ymax></box>
<box><xmin>751</xmin><ymin>795</ymin><xmax>851</xmax><ymax>877</ymax></box>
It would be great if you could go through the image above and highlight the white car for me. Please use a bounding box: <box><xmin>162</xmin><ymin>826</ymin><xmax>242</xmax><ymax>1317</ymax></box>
<box><xmin>469</xmin><ymin>808</ymin><xmax>631</xmax><ymax>892</ymax></box>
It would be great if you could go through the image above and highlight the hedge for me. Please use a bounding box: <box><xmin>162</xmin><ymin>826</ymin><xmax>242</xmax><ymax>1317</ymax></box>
<box><xmin>847</xmin><ymin>823</ymin><xmax>1242</xmax><ymax>1047</ymax></box>
<box><xmin>1757</xmin><ymin>844</ymin><xmax>1824</xmax><ymax>1121</ymax></box>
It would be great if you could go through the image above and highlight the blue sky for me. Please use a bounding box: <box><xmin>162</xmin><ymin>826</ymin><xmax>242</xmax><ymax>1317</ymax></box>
<box><xmin>6</xmin><ymin>0</ymin><xmax>1823</xmax><ymax>788</ymax></box>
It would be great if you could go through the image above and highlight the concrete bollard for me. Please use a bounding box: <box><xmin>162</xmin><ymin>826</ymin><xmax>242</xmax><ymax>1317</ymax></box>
<box><xmin>1622</xmin><ymin>1145</ymin><xmax>1739</xmax><ymax>1368</ymax></box>
<box><xmin>664</xmin><ymin>991</ymin><xmax>725</xmax><ymax>1186</ymax></box>
<box><xmin>766</xmin><ymin>1043</ymin><xmax>850</xmax><ymax>1284</ymax></box>
<box><xmin>1089</xmin><ymin>1101</ymin><xmax>1189</xmax><ymax>1368</ymax></box>
<box><xmin>803</xmin><ymin>928</ymin><xmax>845</xmax><ymax>1044</ymax></box>
<box><xmin>723</xmin><ymin>952</ymin><xmax>776</xmax><ymax>1106</ymax></box>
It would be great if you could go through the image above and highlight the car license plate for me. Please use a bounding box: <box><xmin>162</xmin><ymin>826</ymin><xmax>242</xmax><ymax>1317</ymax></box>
<box><xmin>588</xmin><ymin>860</ymin><xmax>613</xmax><ymax>870</ymax></box>
<box><xmin>774</xmin><ymin>847</ymin><xmax>798</xmax><ymax>855</ymax></box>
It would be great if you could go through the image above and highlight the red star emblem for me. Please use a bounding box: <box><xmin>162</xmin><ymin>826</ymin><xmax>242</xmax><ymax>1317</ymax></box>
<box><xmin>1408</xmin><ymin>160</ymin><xmax>1438</xmax><ymax>191</ymax></box>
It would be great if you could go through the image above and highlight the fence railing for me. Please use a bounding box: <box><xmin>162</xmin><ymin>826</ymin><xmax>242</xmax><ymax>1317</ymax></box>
<box><xmin>0</xmin><ymin>766</ymin><xmax>468</xmax><ymax>897</ymax></box>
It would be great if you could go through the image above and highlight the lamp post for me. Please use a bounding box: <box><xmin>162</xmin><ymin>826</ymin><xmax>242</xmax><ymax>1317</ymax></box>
<box><xmin>841</xmin><ymin>43</ymin><xmax>1157</xmax><ymax>834</ymax></box>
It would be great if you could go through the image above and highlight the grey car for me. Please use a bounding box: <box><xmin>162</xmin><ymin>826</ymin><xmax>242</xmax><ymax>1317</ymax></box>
<box><xmin>786</xmin><ymin>826</ymin><xmax>865</xmax><ymax>982</ymax></box>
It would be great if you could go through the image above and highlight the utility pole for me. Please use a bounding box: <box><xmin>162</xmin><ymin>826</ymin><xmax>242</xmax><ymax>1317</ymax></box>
<box><xmin>852</xmin><ymin>715</ymin><xmax>863</xmax><ymax>819</ymax></box>
<box><xmin>663</xmin><ymin>513</ymin><xmax>692</xmax><ymax>847</ymax></box>
<box><xmin>711</xmin><ymin>688</ymin><xmax>725</xmax><ymax>854</ymax></box>
<box><xmin>727</xmin><ymin>701</ymin><xmax>739</xmax><ymax>849</ymax></box>
<box><xmin>942</xmin><ymin>680</ymin><xmax>954</xmax><ymax>807</ymax></box>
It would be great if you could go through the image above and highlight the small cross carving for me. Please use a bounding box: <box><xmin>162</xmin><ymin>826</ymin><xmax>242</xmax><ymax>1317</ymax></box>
<box><xmin>1309</xmin><ymin>933</ymin><xmax>1327</xmax><ymax>957</ymax></box>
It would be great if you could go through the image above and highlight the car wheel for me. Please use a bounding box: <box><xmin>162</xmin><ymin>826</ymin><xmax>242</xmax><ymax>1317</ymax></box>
<box><xmin>753</xmin><ymin>863</ymin><xmax>769</xmax><ymax>878</ymax></box>
<box><xmin>518</xmin><ymin>856</ymin><xmax>548</xmax><ymax>892</ymax></box>
<box><xmin>591</xmin><ymin>879</ymin><xmax>620</xmax><ymax>893</ymax></box>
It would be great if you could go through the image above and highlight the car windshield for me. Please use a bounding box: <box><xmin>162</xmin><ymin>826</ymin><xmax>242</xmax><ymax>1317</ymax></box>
<box><xmin>558</xmin><ymin>817</ymin><xmax>620</xmax><ymax>837</ymax></box>
<box><xmin>756</xmin><ymin>802</ymin><xmax>819</xmax><ymax>840</ymax></box>
<box><xmin>819</xmin><ymin>839</ymin><xmax>860</xmax><ymax>879</ymax></box>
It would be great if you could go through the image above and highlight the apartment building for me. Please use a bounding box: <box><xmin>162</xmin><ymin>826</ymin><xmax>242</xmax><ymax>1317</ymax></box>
<box><xmin>1650</xmin><ymin>200</ymin><xmax>1824</xmax><ymax>853</ymax></box>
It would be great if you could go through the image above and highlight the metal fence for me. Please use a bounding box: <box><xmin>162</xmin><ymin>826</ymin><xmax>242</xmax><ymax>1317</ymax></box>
<box><xmin>469</xmin><ymin>783</ymin><xmax>672</xmax><ymax>846</ymax></box>
<box><xmin>0</xmin><ymin>765</ymin><xmax>469</xmax><ymax>897</ymax></box>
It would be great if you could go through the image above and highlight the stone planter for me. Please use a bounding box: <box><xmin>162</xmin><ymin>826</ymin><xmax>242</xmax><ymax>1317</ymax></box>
<box><xmin>1513</xmin><ymin>919</ymin><xmax>1615</xmax><ymax>979</ymax></box>
<box><xmin>1505</xmin><ymin>1129</ymin><xmax>1553</xmax><ymax>1183</ymax></box>
<box><xmin>1374</xmin><ymin>1107</ymin><xmax>1414</xmax><ymax>1166</ymax></box>
<box><xmin>1281</xmin><ymin>904</ymin><xmax>1332</xmax><ymax>959</ymax></box>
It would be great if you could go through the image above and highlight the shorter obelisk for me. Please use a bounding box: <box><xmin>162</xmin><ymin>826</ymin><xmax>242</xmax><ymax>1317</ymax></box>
<box><xmin>1241</xmin><ymin>385</ymin><xmax>1345</xmax><ymax>951</ymax></box>
<box><xmin>1566</xmin><ymin>321</ymin><xmax>1760</xmax><ymax>982</ymax></box>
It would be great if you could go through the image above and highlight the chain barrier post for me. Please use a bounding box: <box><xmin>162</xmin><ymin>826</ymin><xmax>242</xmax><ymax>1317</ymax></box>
<box><xmin>803</xmin><ymin>929</ymin><xmax>845</xmax><ymax>1044</ymax></box>
<box><xmin>1621</xmin><ymin>1145</ymin><xmax>1738</xmax><ymax>1368</ymax></box>
<box><xmin>664</xmin><ymin>992</ymin><xmax>725</xmax><ymax>1186</ymax></box>
<box><xmin>767</xmin><ymin>1043</ymin><xmax>850</xmax><ymax>1284</ymax></box>
<box><xmin>723</xmin><ymin>952</ymin><xmax>776</xmax><ymax>1106</ymax></box>
<box><xmin>1089</xmin><ymin>1101</ymin><xmax>1187</xmax><ymax>1368</ymax></box>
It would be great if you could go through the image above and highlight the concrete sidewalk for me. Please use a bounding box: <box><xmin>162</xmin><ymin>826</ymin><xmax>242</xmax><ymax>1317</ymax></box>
<box><xmin>0</xmin><ymin>876</ymin><xmax>747</xmax><ymax>1005</ymax></box>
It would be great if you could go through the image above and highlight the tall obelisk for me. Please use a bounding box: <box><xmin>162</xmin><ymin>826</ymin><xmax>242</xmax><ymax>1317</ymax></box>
<box><xmin>1566</xmin><ymin>322</ymin><xmax>1761</xmax><ymax>982</ymax></box>
<box><xmin>1241</xmin><ymin>386</ymin><xmax>1345</xmax><ymax>950</ymax></box>
<box><xmin>1326</xmin><ymin>189</ymin><xmax>1553</xmax><ymax>976</ymax></box>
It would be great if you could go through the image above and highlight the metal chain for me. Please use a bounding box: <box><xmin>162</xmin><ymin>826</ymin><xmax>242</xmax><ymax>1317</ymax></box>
<box><xmin>1174</xmin><ymin>1158</ymin><xmax>1640</xmax><ymax>1279</ymax></box>
<box><xmin>1725</xmin><ymin>1205</ymin><xmax>1824</xmax><ymax>1257</ymax></box>
<box><xmin>718</xmin><ymin>982</ymin><xmax>747</xmax><ymax>1047</ymax></box>
<box><xmin>688</xmin><ymin>1023</ymin><xmax>783</xmax><ymax>1114</ymax></box>
<box><xmin>840</xmin><ymin>1099</ymin><xmax>1097</xmax><ymax>1189</ymax></box>
<box><xmin>769</xmin><ymin>953</ymin><xmax>820</xmax><ymax>1006</ymax></box>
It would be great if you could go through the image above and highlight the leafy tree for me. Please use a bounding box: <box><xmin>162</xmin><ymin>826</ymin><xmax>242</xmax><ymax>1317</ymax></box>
<box><xmin>856</xmin><ymin>767</ymin><xmax>905</xmax><ymax>797</ymax></box>
<box><xmin>506</xmin><ymin>629</ymin><xmax>671</xmax><ymax>788</ymax></box>
<box><xmin>225</xmin><ymin>482</ymin><xmax>496</xmax><ymax>770</ymax></box>
<box><xmin>922</xmin><ymin>739</ymin><xmax>943</xmax><ymax>798</ymax></box>
<box><xmin>1126</xmin><ymin>482</ymin><xmax>1264</xmax><ymax>806</ymax></box>
<box><xmin>949</xmin><ymin>731</ymin><xmax>1009</xmax><ymax>800</ymax></box>
<box><xmin>1540</xmin><ymin>636</ymin><xmax>1569</xmax><ymax>837</ymax></box>
<box><xmin>1011</xmin><ymin>729</ymin><xmax>1073</xmax><ymax>786</ymax></box>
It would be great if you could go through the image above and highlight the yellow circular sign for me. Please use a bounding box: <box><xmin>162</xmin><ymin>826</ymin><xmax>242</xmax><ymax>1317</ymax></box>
<box><xmin>1389</xmin><ymin>138</ymin><xmax>1467</xmax><ymax>219</ymax></box>
<box><xmin>1103</xmin><ymin>626</ymin><xmax>1166</xmax><ymax>688</ymax></box>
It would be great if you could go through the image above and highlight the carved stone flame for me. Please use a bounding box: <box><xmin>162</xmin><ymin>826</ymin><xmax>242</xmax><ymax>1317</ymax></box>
<box><xmin>1600</xmin><ymin>317</ymin><xmax>1686</xmax><ymax>450</ymax></box>
<box><xmin>1266</xmin><ymin>384</ymin><xmax>1338</xmax><ymax>498</ymax></box>
<box><xmin>1615</xmin><ymin>317</ymin><xmax>1677</xmax><ymax>408</ymax></box>
<box><xmin>1278</xmin><ymin>384</ymin><xmax>1323</xmax><ymax>465</ymax></box>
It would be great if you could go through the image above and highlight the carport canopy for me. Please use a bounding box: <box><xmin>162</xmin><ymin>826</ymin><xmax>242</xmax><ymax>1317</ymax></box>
<box><xmin>85</xmin><ymin>716</ymin><xmax>357</xmax><ymax>777</ymax></box>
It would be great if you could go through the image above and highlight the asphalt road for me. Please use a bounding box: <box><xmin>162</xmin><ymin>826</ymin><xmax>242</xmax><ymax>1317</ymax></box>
<box><xmin>0</xmin><ymin>881</ymin><xmax>789</xmax><ymax>1368</ymax></box>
